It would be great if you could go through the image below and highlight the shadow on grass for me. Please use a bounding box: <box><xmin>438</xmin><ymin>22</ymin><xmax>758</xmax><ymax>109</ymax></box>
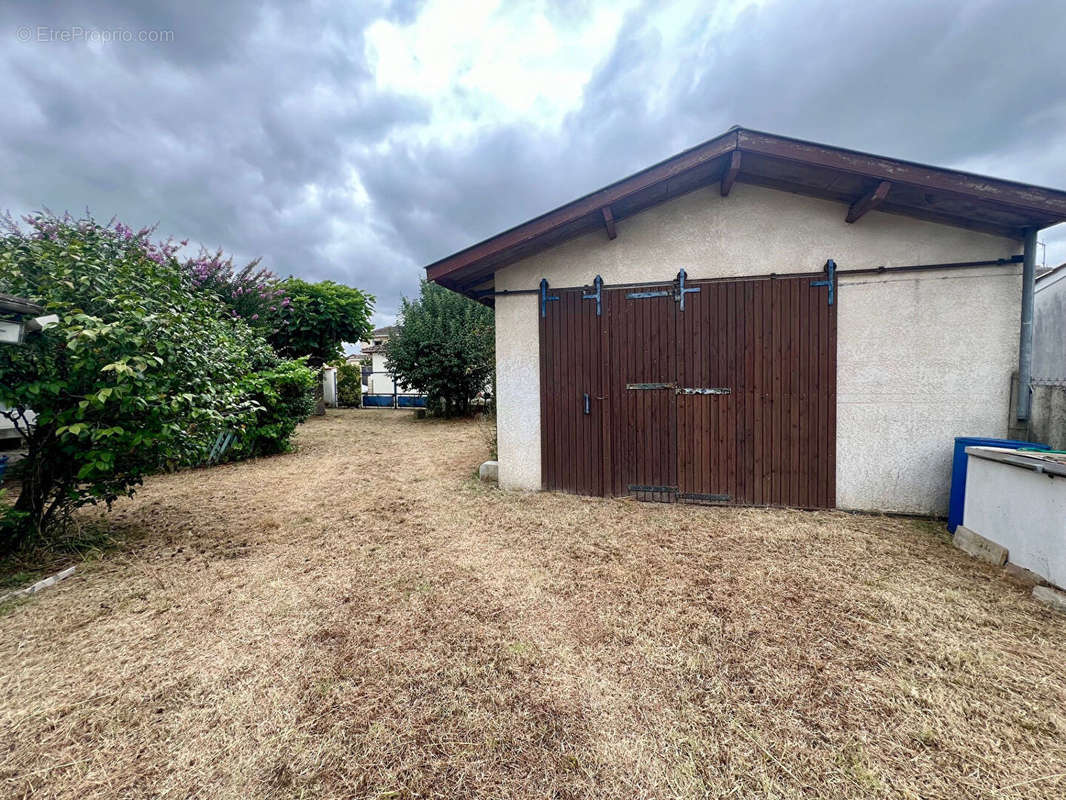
<box><xmin>0</xmin><ymin>515</ymin><xmax>148</xmax><ymax>595</ymax></box>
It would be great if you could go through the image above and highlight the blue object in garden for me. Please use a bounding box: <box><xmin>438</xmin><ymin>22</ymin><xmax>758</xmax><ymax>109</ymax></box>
<box><xmin>0</xmin><ymin>454</ymin><xmax>7</xmax><ymax>482</ymax></box>
<box><xmin>947</xmin><ymin>436</ymin><xmax>1049</xmax><ymax>532</ymax></box>
<box><xmin>363</xmin><ymin>394</ymin><xmax>395</xmax><ymax>407</ymax></box>
<box><xmin>397</xmin><ymin>395</ymin><xmax>427</xmax><ymax>408</ymax></box>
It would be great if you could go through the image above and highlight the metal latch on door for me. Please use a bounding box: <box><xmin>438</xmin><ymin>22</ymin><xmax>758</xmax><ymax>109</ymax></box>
<box><xmin>625</xmin><ymin>383</ymin><xmax>730</xmax><ymax>395</ymax></box>
<box><xmin>624</xmin><ymin>269</ymin><xmax>701</xmax><ymax>310</ymax></box>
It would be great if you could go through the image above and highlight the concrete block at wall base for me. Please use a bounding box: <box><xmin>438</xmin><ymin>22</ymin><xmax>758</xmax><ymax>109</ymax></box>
<box><xmin>1004</xmin><ymin>562</ymin><xmax>1043</xmax><ymax>588</ymax></box>
<box><xmin>953</xmin><ymin>525</ymin><xmax>1008</xmax><ymax>567</ymax></box>
<box><xmin>1033</xmin><ymin>585</ymin><xmax>1066</xmax><ymax>613</ymax></box>
<box><xmin>478</xmin><ymin>461</ymin><xmax>499</xmax><ymax>482</ymax></box>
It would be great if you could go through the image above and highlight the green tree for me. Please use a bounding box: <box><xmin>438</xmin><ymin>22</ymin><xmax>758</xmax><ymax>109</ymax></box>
<box><xmin>334</xmin><ymin>361</ymin><xmax>363</xmax><ymax>408</ymax></box>
<box><xmin>269</xmin><ymin>278</ymin><xmax>374</xmax><ymax>367</ymax></box>
<box><xmin>0</xmin><ymin>213</ymin><xmax>305</xmax><ymax>550</ymax></box>
<box><xmin>385</xmin><ymin>281</ymin><xmax>494</xmax><ymax>417</ymax></box>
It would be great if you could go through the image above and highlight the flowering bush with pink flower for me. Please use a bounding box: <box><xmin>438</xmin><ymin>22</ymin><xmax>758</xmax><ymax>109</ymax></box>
<box><xmin>0</xmin><ymin>212</ymin><xmax>316</xmax><ymax>548</ymax></box>
<box><xmin>183</xmin><ymin>249</ymin><xmax>290</xmax><ymax>334</ymax></box>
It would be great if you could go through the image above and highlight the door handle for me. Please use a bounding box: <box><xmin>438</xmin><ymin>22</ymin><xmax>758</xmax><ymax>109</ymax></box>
<box><xmin>583</xmin><ymin>393</ymin><xmax>591</xmax><ymax>414</ymax></box>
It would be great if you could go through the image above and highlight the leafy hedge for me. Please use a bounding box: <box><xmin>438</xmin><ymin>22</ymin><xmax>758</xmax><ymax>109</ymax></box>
<box><xmin>386</xmin><ymin>281</ymin><xmax>493</xmax><ymax>417</ymax></box>
<box><xmin>335</xmin><ymin>362</ymin><xmax>362</xmax><ymax>407</ymax></box>
<box><xmin>0</xmin><ymin>213</ymin><xmax>315</xmax><ymax>549</ymax></box>
<box><xmin>230</xmin><ymin>359</ymin><xmax>316</xmax><ymax>458</ymax></box>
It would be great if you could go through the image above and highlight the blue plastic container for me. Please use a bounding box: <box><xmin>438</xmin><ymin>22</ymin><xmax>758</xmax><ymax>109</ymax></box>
<box><xmin>0</xmin><ymin>454</ymin><xmax>7</xmax><ymax>483</ymax></box>
<box><xmin>947</xmin><ymin>436</ymin><xmax>1049</xmax><ymax>532</ymax></box>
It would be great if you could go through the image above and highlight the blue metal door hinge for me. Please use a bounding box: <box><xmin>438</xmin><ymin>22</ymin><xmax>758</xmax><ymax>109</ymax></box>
<box><xmin>540</xmin><ymin>278</ymin><xmax>559</xmax><ymax>317</ymax></box>
<box><xmin>676</xmin><ymin>268</ymin><xmax>700</xmax><ymax>311</ymax></box>
<box><xmin>582</xmin><ymin>274</ymin><xmax>603</xmax><ymax>316</ymax></box>
<box><xmin>811</xmin><ymin>259</ymin><xmax>837</xmax><ymax>305</ymax></box>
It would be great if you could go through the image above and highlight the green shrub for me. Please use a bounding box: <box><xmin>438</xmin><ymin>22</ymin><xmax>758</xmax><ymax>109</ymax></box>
<box><xmin>0</xmin><ymin>489</ymin><xmax>27</xmax><ymax>541</ymax></box>
<box><xmin>229</xmin><ymin>359</ymin><xmax>316</xmax><ymax>458</ymax></box>
<box><xmin>386</xmin><ymin>281</ymin><xmax>494</xmax><ymax>417</ymax></box>
<box><xmin>335</xmin><ymin>362</ymin><xmax>362</xmax><ymax>407</ymax></box>
<box><xmin>269</xmin><ymin>278</ymin><xmax>374</xmax><ymax>367</ymax></box>
<box><xmin>0</xmin><ymin>213</ymin><xmax>310</xmax><ymax>550</ymax></box>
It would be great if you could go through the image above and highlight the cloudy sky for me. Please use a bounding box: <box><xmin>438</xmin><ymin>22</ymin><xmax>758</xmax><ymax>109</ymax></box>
<box><xmin>2</xmin><ymin>0</ymin><xmax>1064</xmax><ymax>326</ymax></box>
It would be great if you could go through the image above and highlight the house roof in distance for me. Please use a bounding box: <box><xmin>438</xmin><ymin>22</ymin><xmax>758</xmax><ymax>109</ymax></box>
<box><xmin>1036</xmin><ymin>261</ymin><xmax>1066</xmax><ymax>288</ymax></box>
<box><xmin>424</xmin><ymin>126</ymin><xmax>1066</xmax><ymax>303</ymax></box>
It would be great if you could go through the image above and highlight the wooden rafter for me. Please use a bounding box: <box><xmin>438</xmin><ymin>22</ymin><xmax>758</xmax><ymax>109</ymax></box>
<box><xmin>424</xmin><ymin>130</ymin><xmax>737</xmax><ymax>282</ymax></box>
<box><xmin>720</xmin><ymin>151</ymin><xmax>741</xmax><ymax>197</ymax></box>
<box><xmin>424</xmin><ymin>126</ymin><xmax>1066</xmax><ymax>300</ymax></box>
<box><xmin>601</xmin><ymin>206</ymin><xmax>617</xmax><ymax>240</ymax></box>
<box><xmin>846</xmin><ymin>180</ymin><xmax>892</xmax><ymax>223</ymax></box>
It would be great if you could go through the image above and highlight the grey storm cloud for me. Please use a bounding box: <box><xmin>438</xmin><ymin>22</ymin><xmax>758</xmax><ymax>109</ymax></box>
<box><xmin>2</xmin><ymin>0</ymin><xmax>1065</xmax><ymax>327</ymax></box>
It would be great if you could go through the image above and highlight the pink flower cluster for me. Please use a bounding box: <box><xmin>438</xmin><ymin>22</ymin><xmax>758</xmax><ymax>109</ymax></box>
<box><xmin>8</xmin><ymin>212</ymin><xmax>294</xmax><ymax>333</ymax></box>
<box><xmin>179</xmin><ymin>247</ymin><xmax>292</xmax><ymax>329</ymax></box>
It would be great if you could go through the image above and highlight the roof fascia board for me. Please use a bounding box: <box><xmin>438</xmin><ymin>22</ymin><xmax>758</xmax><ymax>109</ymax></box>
<box><xmin>736</xmin><ymin>129</ymin><xmax>1066</xmax><ymax>217</ymax></box>
<box><xmin>425</xmin><ymin>130</ymin><xmax>738</xmax><ymax>281</ymax></box>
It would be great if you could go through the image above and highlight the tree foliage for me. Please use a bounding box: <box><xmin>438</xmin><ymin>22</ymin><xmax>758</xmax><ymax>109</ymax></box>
<box><xmin>334</xmin><ymin>362</ymin><xmax>363</xmax><ymax>408</ymax></box>
<box><xmin>230</xmin><ymin>358</ymin><xmax>316</xmax><ymax>458</ymax></box>
<box><xmin>0</xmin><ymin>213</ymin><xmax>311</xmax><ymax>550</ymax></box>
<box><xmin>269</xmin><ymin>278</ymin><xmax>374</xmax><ymax>367</ymax></box>
<box><xmin>183</xmin><ymin>248</ymin><xmax>291</xmax><ymax>335</ymax></box>
<box><xmin>385</xmin><ymin>281</ymin><xmax>494</xmax><ymax>417</ymax></box>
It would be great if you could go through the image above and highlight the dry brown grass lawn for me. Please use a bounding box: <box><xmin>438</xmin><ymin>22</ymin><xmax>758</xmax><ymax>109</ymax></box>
<box><xmin>2</xmin><ymin>409</ymin><xmax>1065</xmax><ymax>799</ymax></box>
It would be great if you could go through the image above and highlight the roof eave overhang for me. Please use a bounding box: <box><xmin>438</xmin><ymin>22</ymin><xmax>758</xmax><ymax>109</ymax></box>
<box><xmin>425</xmin><ymin>127</ymin><xmax>1066</xmax><ymax>302</ymax></box>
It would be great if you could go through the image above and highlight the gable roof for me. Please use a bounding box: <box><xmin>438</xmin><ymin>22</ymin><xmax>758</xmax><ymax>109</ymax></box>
<box><xmin>425</xmin><ymin>126</ymin><xmax>1066</xmax><ymax>302</ymax></box>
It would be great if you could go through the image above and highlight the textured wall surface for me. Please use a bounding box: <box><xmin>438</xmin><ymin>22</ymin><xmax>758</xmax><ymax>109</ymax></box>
<box><xmin>493</xmin><ymin>182</ymin><xmax>1021</xmax><ymax>513</ymax></box>
<box><xmin>1029</xmin><ymin>384</ymin><xmax>1066</xmax><ymax>450</ymax></box>
<box><xmin>963</xmin><ymin>452</ymin><xmax>1066</xmax><ymax>588</ymax></box>
<box><xmin>1035</xmin><ymin>269</ymin><xmax>1066</xmax><ymax>381</ymax></box>
<box><xmin>835</xmin><ymin>265</ymin><xmax>1019</xmax><ymax>512</ymax></box>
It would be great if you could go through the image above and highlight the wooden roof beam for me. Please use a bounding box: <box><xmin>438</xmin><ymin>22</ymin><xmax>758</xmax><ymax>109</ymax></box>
<box><xmin>721</xmin><ymin>151</ymin><xmax>741</xmax><ymax>197</ymax></box>
<box><xmin>601</xmin><ymin>206</ymin><xmax>617</xmax><ymax>240</ymax></box>
<box><xmin>425</xmin><ymin>130</ymin><xmax>738</xmax><ymax>282</ymax></box>
<box><xmin>846</xmin><ymin>180</ymin><xmax>892</xmax><ymax>223</ymax></box>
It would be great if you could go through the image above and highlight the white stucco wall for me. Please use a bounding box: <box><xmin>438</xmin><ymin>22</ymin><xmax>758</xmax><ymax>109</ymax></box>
<box><xmin>494</xmin><ymin>182</ymin><xmax>1021</xmax><ymax>514</ymax></box>
<box><xmin>1035</xmin><ymin>268</ymin><xmax>1066</xmax><ymax>381</ymax></box>
<box><xmin>963</xmin><ymin>450</ymin><xmax>1066</xmax><ymax>588</ymax></box>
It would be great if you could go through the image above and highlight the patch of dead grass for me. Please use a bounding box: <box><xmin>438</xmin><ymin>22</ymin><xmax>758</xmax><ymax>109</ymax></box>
<box><xmin>1</xmin><ymin>409</ymin><xmax>1065</xmax><ymax>798</ymax></box>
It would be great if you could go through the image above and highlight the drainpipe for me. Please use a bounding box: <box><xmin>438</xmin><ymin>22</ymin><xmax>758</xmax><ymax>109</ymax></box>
<box><xmin>1016</xmin><ymin>227</ymin><xmax>1038</xmax><ymax>421</ymax></box>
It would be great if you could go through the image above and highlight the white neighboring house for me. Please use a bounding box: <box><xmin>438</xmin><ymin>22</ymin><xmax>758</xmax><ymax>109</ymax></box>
<box><xmin>356</xmin><ymin>326</ymin><xmax>416</xmax><ymax>395</ymax></box>
<box><xmin>1031</xmin><ymin>262</ymin><xmax>1066</xmax><ymax>448</ymax></box>
<box><xmin>1034</xmin><ymin>262</ymin><xmax>1066</xmax><ymax>384</ymax></box>
<box><xmin>354</xmin><ymin>326</ymin><xmax>427</xmax><ymax>408</ymax></box>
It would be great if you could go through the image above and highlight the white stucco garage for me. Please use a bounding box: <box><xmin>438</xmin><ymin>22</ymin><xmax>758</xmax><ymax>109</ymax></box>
<box><xmin>424</xmin><ymin>127</ymin><xmax>1066</xmax><ymax>515</ymax></box>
